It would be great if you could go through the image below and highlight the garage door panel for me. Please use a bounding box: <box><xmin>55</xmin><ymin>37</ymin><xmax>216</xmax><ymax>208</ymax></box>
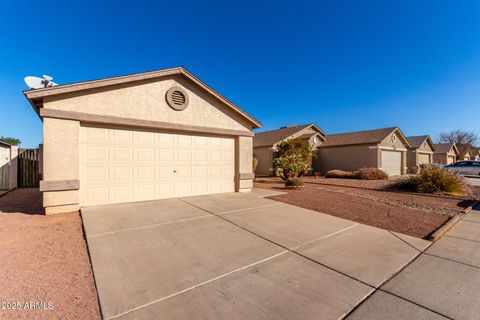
<box><xmin>135</xmin><ymin>131</ymin><xmax>155</xmax><ymax>145</ymax></box>
<box><xmin>85</xmin><ymin>166</ymin><xmax>109</xmax><ymax>182</ymax></box>
<box><xmin>82</xmin><ymin>126</ymin><xmax>108</xmax><ymax>143</ymax></box>
<box><xmin>135</xmin><ymin>147</ymin><xmax>155</xmax><ymax>161</ymax></box>
<box><xmin>134</xmin><ymin>184</ymin><xmax>156</xmax><ymax>201</ymax></box>
<box><xmin>136</xmin><ymin>167</ymin><xmax>155</xmax><ymax>180</ymax></box>
<box><xmin>81</xmin><ymin>126</ymin><xmax>235</xmax><ymax>206</ymax></box>
<box><xmin>381</xmin><ymin>150</ymin><xmax>402</xmax><ymax>176</ymax></box>
<box><xmin>110</xmin><ymin>129</ymin><xmax>133</xmax><ymax>144</ymax></box>
<box><xmin>193</xmin><ymin>166</ymin><xmax>208</xmax><ymax>177</ymax></box>
<box><xmin>157</xmin><ymin>148</ymin><xmax>174</xmax><ymax>161</ymax></box>
<box><xmin>83</xmin><ymin>185</ymin><xmax>109</xmax><ymax>205</ymax></box>
<box><xmin>110</xmin><ymin>166</ymin><xmax>134</xmax><ymax>182</ymax></box>
<box><xmin>85</xmin><ymin>146</ymin><xmax>108</xmax><ymax>162</ymax></box>
<box><xmin>157</xmin><ymin>166</ymin><xmax>175</xmax><ymax>179</ymax></box>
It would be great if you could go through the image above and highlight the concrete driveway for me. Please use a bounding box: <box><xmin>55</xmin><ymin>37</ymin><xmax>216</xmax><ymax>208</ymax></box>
<box><xmin>82</xmin><ymin>190</ymin><xmax>430</xmax><ymax>320</ymax></box>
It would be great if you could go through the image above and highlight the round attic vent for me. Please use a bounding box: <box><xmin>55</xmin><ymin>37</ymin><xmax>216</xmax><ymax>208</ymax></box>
<box><xmin>392</xmin><ymin>134</ymin><xmax>397</xmax><ymax>143</ymax></box>
<box><xmin>166</xmin><ymin>87</ymin><xmax>189</xmax><ymax>111</ymax></box>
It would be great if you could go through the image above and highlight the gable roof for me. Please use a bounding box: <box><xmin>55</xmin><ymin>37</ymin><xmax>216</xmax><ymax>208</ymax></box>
<box><xmin>321</xmin><ymin>127</ymin><xmax>411</xmax><ymax>148</ymax></box>
<box><xmin>433</xmin><ymin>143</ymin><xmax>459</xmax><ymax>155</ymax></box>
<box><xmin>456</xmin><ymin>143</ymin><xmax>474</xmax><ymax>155</ymax></box>
<box><xmin>23</xmin><ymin>66</ymin><xmax>261</xmax><ymax>128</ymax></box>
<box><xmin>406</xmin><ymin>135</ymin><xmax>435</xmax><ymax>151</ymax></box>
<box><xmin>253</xmin><ymin>124</ymin><xmax>326</xmax><ymax>148</ymax></box>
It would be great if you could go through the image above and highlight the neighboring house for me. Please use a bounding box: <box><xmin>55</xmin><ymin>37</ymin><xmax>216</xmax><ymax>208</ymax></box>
<box><xmin>0</xmin><ymin>141</ymin><xmax>18</xmax><ymax>190</ymax></box>
<box><xmin>457</xmin><ymin>144</ymin><xmax>474</xmax><ymax>160</ymax></box>
<box><xmin>253</xmin><ymin>124</ymin><xmax>326</xmax><ymax>176</ymax></box>
<box><xmin>24</xmin><ymin>67</ymin><xmax>261</xmax><ymax>214</ymax></box>
<box><xmin>433</xmin><ymin>143</ymin><xmax>459</xmax><ymax>164</ymax></box>
<box><xmin>405</xmin><ymin>135</ymin><xmax>435</xmax><ymax>173</ymax></box>
<box><xmin>313</xmin><ymin>127</ymin><xmax>411</xmax><ymax>176</ymax></box>
<box><xmin>470</xmin><ymin>149</ymin><xmax>480</xmax><ymax>161</ymax></box>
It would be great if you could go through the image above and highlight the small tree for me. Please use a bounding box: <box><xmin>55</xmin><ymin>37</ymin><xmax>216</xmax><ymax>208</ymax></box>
<box><xmin>0</xmin><ymin>136</ymin><xmax>21</xmax><ymax>146</ymax></box>
<box><xmin>273</xmin><ymin>138</ymin><xmax>315</xmax><ymax>185</ymax></box>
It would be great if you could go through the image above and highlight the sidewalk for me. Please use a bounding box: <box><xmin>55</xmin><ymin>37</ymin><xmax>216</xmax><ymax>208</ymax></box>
<box><xmin>348</xmin><ymin>205</ymin><xmax>480</xmax><ymax>320</ymax></box>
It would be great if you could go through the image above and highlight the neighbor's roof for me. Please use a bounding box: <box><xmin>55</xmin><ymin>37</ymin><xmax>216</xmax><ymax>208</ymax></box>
<box><xmin>321</xmin><ymin>127</ymin><xmax>411</xmax><ymax>147</ymax></box>
<box><xmin>0</xmin><ymin>140</ymin><xmax>13</xmax><ymax>147</ymax></box>
<box><xmin>253</xmin><ymin>124</ymin><xmax>326</xmax><ymax>147</ymax></box>
<box><xmin>406</xmin><ymin>135</ymin><xmax>435</xmax><ymax>150</ymax></box>
<box><xmin>23</xmin><ymin>66</ymin><xmax>261</xmax><ymax>128</ymax></box>
<box><xmin>433</xmin><ymin>143</ymin><xmax>459</xmax><ymax>154</ymax></box>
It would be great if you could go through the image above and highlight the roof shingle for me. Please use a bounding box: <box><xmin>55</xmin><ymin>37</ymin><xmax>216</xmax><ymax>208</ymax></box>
<box><xmin>320</xmin><ymin>127</ymin><xmax>398</xmax><ymax>147</ymax></box>
<box><xmin>253</xmin><ymin>124</ymin><xmax>312</xmax><ymax>147</ymax></box>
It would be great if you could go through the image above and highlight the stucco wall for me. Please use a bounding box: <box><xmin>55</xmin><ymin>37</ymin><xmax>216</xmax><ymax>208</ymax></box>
<box><xmin>379</xmin><ymin>131</ymin><xmax>408</xmax><ymax>149</ymax></box>
<box><xmin>42</xmin><ymin>118</ymin><xmax>80</xmax><ymax>214</ymax></box>
<box><xmin>237</xmin><ymin>136</ymin><xmax>253</xmax><ymax>191</ymax></box>
<box><xmin>253</xmin><ymin>146</ymin><xmax>274</xmax><ymax>176</ymax></box>
<box><xmin>314</xmin><ymin>144</ymin><xmax>377</xmax><ymax>174</ymax></box>
<box><xmin>43</xmin><ymin>76</ymin><xmax>252</xmax><ymax>134</ymax></box>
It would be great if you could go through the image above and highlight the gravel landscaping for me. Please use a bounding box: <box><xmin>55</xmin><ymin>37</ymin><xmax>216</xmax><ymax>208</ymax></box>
<box><xmin>254</xmin><ymin>177</ymin><xmax>476</xmax><ymax>239</ymax></box>
<box><xmin>0</xmin><ymin>189</ymin><xmax>100</xmax><ymax>320</ymax></box>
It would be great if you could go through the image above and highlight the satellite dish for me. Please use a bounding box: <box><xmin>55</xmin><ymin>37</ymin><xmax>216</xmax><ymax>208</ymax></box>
<box><xmin>24</xmin><ymin>75</ymin><xmax>58</xmax><ymax>89</ymax></box>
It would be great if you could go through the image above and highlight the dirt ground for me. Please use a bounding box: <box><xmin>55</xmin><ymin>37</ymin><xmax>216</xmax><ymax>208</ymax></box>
<box><xmin>0</xmin><ymin>189</ymin><xmax>101</xmax><ymax>320</ymax></box>
<box><xmin>254</xmin><ymin>177</ymin><xmax>476</xmax><ymax>239</ymax></box>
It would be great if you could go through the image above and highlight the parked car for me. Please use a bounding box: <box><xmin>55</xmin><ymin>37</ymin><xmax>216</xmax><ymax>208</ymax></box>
<box><xmin>444</xmin><ymin>160</ymin><xmax>480</xmax><ymax>176</ymax></box>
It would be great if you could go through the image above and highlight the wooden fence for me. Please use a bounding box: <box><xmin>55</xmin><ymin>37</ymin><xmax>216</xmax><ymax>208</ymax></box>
<box><xmin>18</xmin><ymin>148</ymin><xmax>39</xmax><ymax>188</ymax></box>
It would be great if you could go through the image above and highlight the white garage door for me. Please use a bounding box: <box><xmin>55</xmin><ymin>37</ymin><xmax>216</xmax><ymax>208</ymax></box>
<box><xmin>80</xmin><ymin>126</ymin><xmax>235</xmax><ymax>206</ymax></box>
<box><xmin>380</xmin><ymin>150</ymin><xmax>402</xmax><ymax>176</ymax></box>
<box><xmin>447</xmin><ymin>155</ymin><xmax>455</xmax><ymax>164</ymax></box>
<box><xmin>418</xmin><ymin>153</ymin><xmax>430</xmax><ymax>165</ymax></box>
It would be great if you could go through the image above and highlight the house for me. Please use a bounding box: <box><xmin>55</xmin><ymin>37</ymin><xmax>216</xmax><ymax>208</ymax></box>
<box><xmin>313</xmin><ymin>127</ymin><xmax>411</xmax><ymax>176</ymax></box>
<box><xmin>433</xmin><ymin>143</ymin><xmax>459</xmax><ymax>164</ymax></box>
<box><xmin>253</xmin><ymin>124</ymin><xmax>326</xmax><ymax>176</ymax></box>
<box><xmin>457</xmin><ymin>144</ymin><xmax>474</xmax><ymax>160</ymax></box>
<box><xmin>24</xmin><ymin>67</ymin><xmax>261</xmax><ymax>214</ymax></box>
<box><xmin>470</xmin><ymin>149</ymin><xmax>480</xmax><ymax>161</ymax></box>
<box><xmin>405</xmin><ymin>135</ymin><xmax>435</xmax><ymax>173</ymax></box>
<box><xmin>0</xmin><ymin>141</ymin><xmax>18</xmax><ymax>191</ymax></box>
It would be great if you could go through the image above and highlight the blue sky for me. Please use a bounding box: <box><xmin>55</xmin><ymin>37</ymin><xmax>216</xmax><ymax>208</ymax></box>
<box><xmin>1</xmin><ymin>1</ymin><xmax>479</xmax><ymax>147</ymax></box>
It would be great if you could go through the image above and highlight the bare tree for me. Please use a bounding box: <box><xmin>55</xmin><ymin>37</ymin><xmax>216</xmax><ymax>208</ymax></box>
<box><xmin>437</xmin><ymin>130</ymin><xmax>479</xmax><ymax>146</ymax></box>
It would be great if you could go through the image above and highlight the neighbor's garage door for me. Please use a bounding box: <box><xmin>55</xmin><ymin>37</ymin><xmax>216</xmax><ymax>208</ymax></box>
<box><xmin>380</xmin><ymin>150</ymin><xmax>402</xmax><ymax>176</ymax></box>
<box><xmin>447</xmin><ymin>155</ymin><xmax>455</xmax><ymax>164</ymax></box>
<box><xmin>80</xmin><ymin>126</ymin><xmax>235</xmax><ymax>206</ymax></box>
<box><xmin>418</xmin><ymin>153</ymin><xmax>430</xmax><ymax>165</ymax></box>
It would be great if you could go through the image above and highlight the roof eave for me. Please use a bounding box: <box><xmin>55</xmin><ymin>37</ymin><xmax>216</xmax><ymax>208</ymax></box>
<box><xmin>23</xmin><ymin>66</ymin><xmax>262</xmax><ymax>129</ymax></box>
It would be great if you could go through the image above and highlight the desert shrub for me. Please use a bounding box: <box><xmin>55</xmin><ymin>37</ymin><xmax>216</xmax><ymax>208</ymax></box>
<box><xmin>274</xmin><ymin>138</ymin><xmax>315</xmax><ymax>181</ymax></box>
<box><xmin>396</xmin><ymin>166</ymin><xmax>466</xmax><ymax>195</ymax></box>
<box><xmin>252</xmin><ymin>156</ymin><xmax>259</xmax><ymax>172</ymax></box>
<box><xmin>357</xmin><ymin>168</ymin><xmax>389</xmax><ymax>180</ymax></box>
<box><xmin>285</xmin><ymin>178</ymin><xmax>304</xmax><ymax>189</ymax></box>
<box><xmin>325</xmin><ymin>169</ymin><xmax>358</xmax><ymax>179</ymax></box>
<box><xmin>394</xmin><ymin>175</ymin><xmax>420</xmax><ymax>191</ymax></box>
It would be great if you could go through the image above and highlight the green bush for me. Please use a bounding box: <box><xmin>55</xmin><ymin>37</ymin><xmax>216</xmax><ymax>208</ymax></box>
<box><xmin>274</xmin><ymin>138</ymin><xmax>315</xmax><ymax>181</ymax></box>
<box><xmin>357</xmin><ymin>168</ymin><xmax>389</xmax><ymax>180</ymax></box>
<box><xmin>396</xmin><ymin>166</ymin><xmax>466</xmax><ymax>195</ymax></box>
<box><xmin>285</xmin><ymin>178</ymin><xmax>304</xmax><ymax>189</ymax></box>
<box><xmin>325</xmin><ymin>169</ymin><xmax>358</xmax><ymax>179</ymax></box>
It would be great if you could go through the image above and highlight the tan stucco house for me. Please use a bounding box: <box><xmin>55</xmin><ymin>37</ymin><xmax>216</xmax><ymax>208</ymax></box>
<box><xmin>433</xmin><ymin>143</ymin><xmax>459</xmax><ymax>164</ymax></box>
<box><xmin>405</xmin><ymin>135</ymin><xmax>435</xmax><ymax>173</ymax></box>
<box><xmin>456</xmin><ymin>144</ymin><xmax>475</xmax><ymax>160</ymax></box>
<box><xmin>253</xmin><ymin>124</ymin><xmax>326</xmax><ymax>176</ymax></box>
<box><xmin>24</xmin><ymin>67</ymin><xmax>261</xmax><ymax>214</ymax></box>
<box><xmin>313</xmin><ymin>127</ymin><xmax>411</xmax><ymax>176</ymax></box>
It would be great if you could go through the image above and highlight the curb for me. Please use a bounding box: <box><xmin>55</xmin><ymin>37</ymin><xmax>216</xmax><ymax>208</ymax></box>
<box><xmin>462</xmin><ymin>200</ymin><xmax>480</xmax><ymax>216</ymax></box>
<box><xmin>429</xmin><ymin>199</ymin><xmax>479</xmax><ymax>242</ymax></box>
